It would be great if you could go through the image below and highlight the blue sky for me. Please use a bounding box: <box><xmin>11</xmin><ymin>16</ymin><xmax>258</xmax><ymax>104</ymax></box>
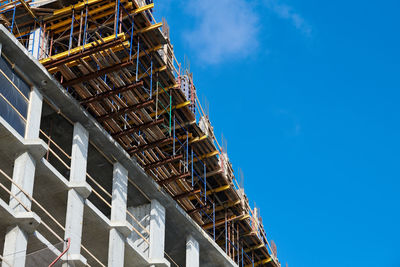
<box><xmin>154</xmin><ymin>0</ymin><xmax>400</xmax><ymax>266</ymax></box>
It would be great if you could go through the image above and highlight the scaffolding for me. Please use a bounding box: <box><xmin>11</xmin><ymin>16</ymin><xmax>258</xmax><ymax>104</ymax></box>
<box><xmin>0</xmin><ymin>0</ymin><xmax>280</xmax><ymax>266</ymax></box>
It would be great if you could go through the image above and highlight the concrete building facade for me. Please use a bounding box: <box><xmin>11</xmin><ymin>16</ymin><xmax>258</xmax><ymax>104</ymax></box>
<box><xmin>0</xmin><ymin>26</ymin><xmax>237</xmax><ymax>266</ymax></box>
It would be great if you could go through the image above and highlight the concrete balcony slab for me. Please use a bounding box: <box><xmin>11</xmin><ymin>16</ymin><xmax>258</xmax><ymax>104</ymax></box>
<box><xmin>0</xmin><ymin>117</ymin><xmax>47</xmax><ymax>162</ymax></box>
<box><xmin>0</xmin><ymin>199</ymin><xmax>40</xmax><ymax>233</ymax></box>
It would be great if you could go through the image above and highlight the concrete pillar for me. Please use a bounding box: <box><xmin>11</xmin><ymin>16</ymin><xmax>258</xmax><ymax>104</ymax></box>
<box><xmin>186</xmin><ymin>235</ymin><xmax>199</xmax><ymax>267</ymax></box>
<box><xmin>127</xmin><ymin>204</ymin><xmax>150</xmax><ymax>255</ymax></box>
<box><xmin>63</xmin><ymin>123</ymin><xmax>88</xmax><ymax>265</ymax></box>
<box><xmin>2</xmin><ymin>225</ymin><xmax>29</xmax><ymax>267</ymax></box>
<box><xmin>2</xmin><ymin>84</ymin><xmax>42</xmax><ymax>266</ymax></box>
<box><xmin>108</xmin><ymin>163</ymin><xmax>128</xmax><ymax>267</ymax></box>
<box><xmin>28</xmin><ymin>27</ymin><xmax>48</xmax><ymax>60</ymax></box>
<box><xmin>149</xmin><ymin>199</ymin><xmax>166</xmax><ymax>260</ymax></box>
<box><xmin>28</xmin><ymin>28</ymin><xmax>41</xmax><ymax>59</ymax></box>
<box><xmin>2</xmin><ymin>152</ymin><xmax>37</xmax><ymax>267</ymax></box>
<box><xmin>128</xmin><ymin>199</ymin><xmax>166</xmax><ymax>261</ymax></box>
<box><xmin>25</xmin><ymin>87</ymin><xmax>43</xmax><ymax>140</ymax></box>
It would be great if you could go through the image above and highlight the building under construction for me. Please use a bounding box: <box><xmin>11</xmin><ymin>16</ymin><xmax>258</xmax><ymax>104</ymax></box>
<box><xmin>0</xmin><ymin>0</ymin><xmax>281</xmax><ymax>266</ymax></box>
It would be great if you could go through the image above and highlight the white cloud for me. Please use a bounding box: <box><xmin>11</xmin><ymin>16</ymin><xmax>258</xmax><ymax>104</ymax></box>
<box><xmin>265</xmin><ymin>0</ymin><xmax>312</xmax><ymax>36</ymax></box>
<box><xmin>183</xmin><ymin>0</ymin><xmax>259</xmax><ymax>64</ymax></box>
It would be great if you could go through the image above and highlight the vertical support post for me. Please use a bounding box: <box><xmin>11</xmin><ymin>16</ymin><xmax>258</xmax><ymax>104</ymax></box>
<box><xmin>150</xmin><ymin>59</ymin><xmax>153</xmax><ymax>99</ymax></box>
<box><xmin>173</xmin><ymin>115</ymin><xmax>175</xmax><ymax>154</ymax></box>
<box><xmin>169</xmin><ymin>91</ymin><xmax>171</xmax><ymax>135</ymax></box>
<box><xmin>25</xmin><ymin>87</ymin><xmax>43</xmax><ymax>139</ymax></box>
<box><xmin>185</xmin><ymin>235</ymin><xmax>199</xmax><ymax>267</ymax></box>
<box><xmin>203</xmin><ymin>163</ymin><xmax>206</xmax><ymax>202</ymax></box>
<box><xmin>135</xmin><ymin>36</ymin><xmax>140</xmax><ymax>81</ymax></box>
<box><xmin>129</xmin><ymin>23</ymin><xmax>134</xmax><ymax>60</ymax></box>
<box><xmin>63</xmin><ymin>122</ymin><xmax>89</xmax><ymax>265</ymax></box>
<box><xmin>213</xmin><ymin>202</ymin><xmax>215</xmax><ymax>240</ymax></box>
<box><xmin>186</xmin><ymin>131</ymin><xmax>188</xmax><ymax>171</ymax></box>
<box><xmin>28</xmin><ymin>29</ymin><xmax>40</xmax><ymax>58</ymax></box>
<box><xmin>225</xmin><ymin>212</ymin><xmax>227</xmax><ymax>253</ymax></box>
<box><xmin>241</xmin><ymin>247</ymin><xmax>244</xmax><ymax>267</ymax></box>
<box><xmin>77</xmin><ymin>9</ymin><xmax>83</xmax><ymax>46</ymax></box>
<box><xmin>237</xmin><ymin>224</ymin><xmax>240</xmax><ymax>264</ymax></box>
<box><xmin>191</xmin><ymin>149</ymin><xmax>193</xmax><ymax>187</ymax></box>
<box><xmin>37</xmin><ymin>24</ymin><xmax>42</xmax><ymax>59</ymax></box>
<box><xmin>2</xmin><ymin>87</ymin><xmax>43</xmax><ymax>267</ymax></box>
<box><xmin>83</xmin><ymin>4</ymin><xmax>88</xmax><ymax>47</ymax></box>
<box><xmin>11</xmin><ymin>4</ymin><xmax>16</xmax><ymax>32</ymax></box>
<box><xmin>108</xmin><ymin>163</ymin><xmax>128</xmax><ymax>267</ymax></box>
<box><xmin>128</xmin><ymin>200</ymin><xmax>166</xmax><ymax>263</ymax></box>
<box><xmin>155</xmin><ymin>77</ymin><xmax>159</xmax><ymax>118</ymax></box>
<box><xmin>2</xmin><ymin>152</ymin><xmax>36</xmax><ymax>267</ymax></box>
<box><xmin>115</xmin><ymin>0</ymin><xmax>120</xmax><ymax>39</ymax></box>
<box><xmin>68</xmin><ymin>9</ymin><xmax>75</xmax><ymax>53</ymax></box>
<box><xmin>149</xmin><ymin>199</ymin><xmax>166</xmax><ymax>260</ymax></box>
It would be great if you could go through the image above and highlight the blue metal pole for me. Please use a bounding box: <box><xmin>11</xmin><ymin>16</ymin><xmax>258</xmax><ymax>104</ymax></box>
<box><xmin>68</xmin><ymin>10</ymin><xmax>75</xmax><ymax>53</ymax></box>
<box><xmin>37</xmin><ymin>25</ymin><xmax>42</xmax><ymax>59</ymax></box>
<box><xmin>30</xmin><ymin>30</ymin><xmax>35</xmax><ymax>54</ymax></box>
<box><xmin>191</xmin><ymin>149</ymin><xmax>193</xmax><ymax>186</ymax></box>
<box><xmin>136</xmin><ymin>36</ymin><xmax>140</xmax><ymax>81</ymax></box>
<box><xmin>83</xmin><ymin>4</ymin><xmax>88</xmax><ymax>47</ymax></box>
<box><xmin>115</xmin><ymin>0</ymin><xmax>120</xmax><ymax>39</ymax></box>
<box><xmin>213</xmin><ymin>202</ymin><xmax>215</xmax><ymax>240</ymax></box>
<box><xmin>186</xmin><ymin>133</ymin><xmax>188</xmax><ymax>172</ymax></box>
<box><xmin>204</xmin><ymin>163</ymin><xmax>206</xmax><ymax>202</ymax></box>
<box><xmin>225</xmin><ymin>214</ymin><xmax>228</xmax><ymax>253</ymax></box>
<box><xmin>150</xmin><ymin>60</ymin><xmax>153</xmax><ymax>98</ymax></box>
<box><xmin>129</xmin><ymin>25</ymin><xmax>134</xmax><ymax>60</ymax></box>
<box><xmin>10</xmin><ymin>5</ymin><xmax>16</xmax><ymax>32</ymax></box>
<box><xmin>173</xmin><ymin>117</ymin><xmax>175</xmax><ymax>155</ymax></box>
<box><xmin>241</xmin><ymin>248</ymin><xmax>244</xmax><ymax>267</ymax></box>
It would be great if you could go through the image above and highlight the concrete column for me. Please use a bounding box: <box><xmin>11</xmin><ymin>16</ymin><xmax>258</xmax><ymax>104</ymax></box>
<box><xmin>2</xmin><ymin>225</ymin><xmax>29</xmax><ymax>267</ymax></box>
<box><xmin>28</xmin><ymin>27</ymin><xmax>48</xmax><ymax>60</ymax></box>
<box><xmin>28</xmin><ymin>28</ymin><xmax>40</xmax><ymax>59</ymax></box>
<box><xmin>108</xmin><ymin>163</ymin><xmax>128</xmax><ymax>267</ymax></box>
<box><xmin>186</xmin><ymin>235</ymin><xmax>199</xmax><ymax>267</ymax></box>
<box><xmin>25</xmin><ymin>87</ymin><xmax>43</xmax><ymax>140</ymax></box>
<box><xmin>2</xmin><ymin>152</ymin><xmax>37</xmax><ymax>267</ymax></box>
<box><xmin>128</xmin><ymin>199</ymin><xmax>166</xmax><ymax>261</ymax></box>
<box><xmin>2</xmin><ymin>84</ymin><xmax>42</xmax><ymax>266</ymax></box>
<box><xmin>63</xmin><ymin>123</ymin><xmax>88</xmax><ymax>265</ymax></box>
<box><xmin>149</xmin><ymin>199</ymin><xmax>166</xmax><ymax>260</ymax></box>
<box><xmin>127</xmin><ymin>204</ymin><xmax>150</xmax><ymax>255</ymax></box>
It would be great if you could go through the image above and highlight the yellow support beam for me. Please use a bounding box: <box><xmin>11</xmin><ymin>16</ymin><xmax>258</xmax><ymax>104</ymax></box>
<box><xmin>48</xmin><ymin>43</ymin><xmax>162</xmax><ymax>73</ymax></box>
<box><xmin>190</xmin><ymin>150</ymin><xmax>219</xmax><ymax>163</ymax></box>
<box><xmin>48</xmin><ymin>41</ymin><xmax>130</xmax><ymax>73</ymax></box>
<box><xmin>133</xmin><ymin>3</ymin><xmax>154</xmax><ymax>14</ymax></box>
<box><xmin>18</xmin><ymin>0</ymin><xmax>36</xmax><ymax>20</ymax></box>
<box><xmin>202</xmin><ymin>213</ymin><xmax>249</xmax><ymax>230</ymax></box>
<box><xmin>244</xmin><ymin>243</ymin><xmax>265</xmax><ymax>253</ymax></box>
<box><xmin>154</xmin><ymin>84</ymin><xmax>178</xmax><ymax>96</ymax></box>
<box><xmin>52</xmin><ymin>7</ymin><xmax>161</xmax><ymax>36</ymax></box>
<box><xmin>40</xmin><ymin>33</ymin><xmax>128</xmax><ymax>65</ymax></box>
<box><xmin>49</xmin><ymin>1</ymin><xmax>129</xmax><ymax>31</ymax></box>
<box><xmin>139</xmin><ymin>21</ymin><xmax>162</xmax><ymax>33</ymax></box>
<box><xmin>189</xmin><ymin>134</ymin><xmax>208</xmax><ymax>144</ymax></box>
<box><xmin>149</xmin><ymin>100</ymin><xmax>190</xmax><ymax>117</ymax></box>
<box><xmin>245</xmin><ymin>258</ymin><xmax>272</xmax><ymax>267</ymax></box>
<box><xmin>206</xmin><ymin>184</ymin><xmax>230</xmax><ymax>195</ymax></box>
<box><xmin>51</xmin><ymin>0</ymin><xmax>107</xmax><ymax>18</ymax></box>
<box><xmin>206</xmin><ymin>199</ymin><xmax>240</xmax><ymax>214</ymax></box>
<box><xmin>188</xmin><ymin>184</ymin><xmax>230</xmax><ymax>200</ymax></box>
<box><xmin>137</xmin><ymin>65</ymin><xmax>167</xmax><ymax>81</ymax></box>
